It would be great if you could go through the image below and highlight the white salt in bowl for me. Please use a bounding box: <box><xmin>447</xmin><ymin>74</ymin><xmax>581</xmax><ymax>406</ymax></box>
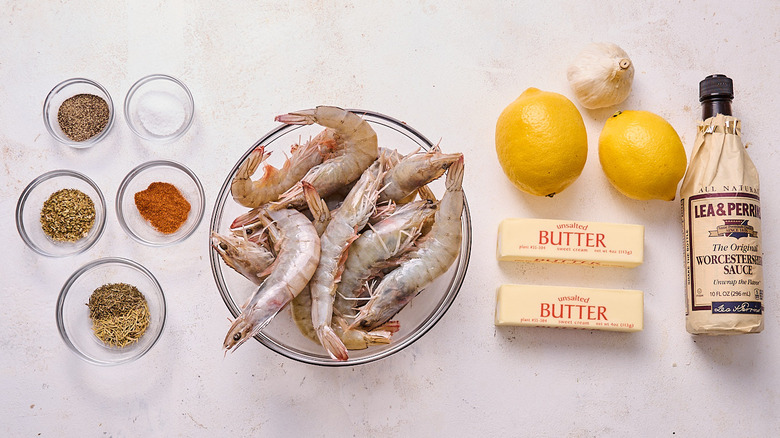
<box><xmin>124</xmin><ymin>74</ymin><xmax>194</xmax><ymax>143</ymax></box>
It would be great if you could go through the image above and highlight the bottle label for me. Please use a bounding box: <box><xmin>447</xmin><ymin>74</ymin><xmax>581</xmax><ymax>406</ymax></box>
<box><xmin>684</xmin><ymin>191</ymin><xmax>763</xmax><ymax>314</ymax></box>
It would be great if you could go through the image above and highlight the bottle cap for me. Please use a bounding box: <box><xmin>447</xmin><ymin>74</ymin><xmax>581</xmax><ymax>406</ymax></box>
<box><xmin>699</xmin><ymin>74</ymin><xmax>734</xmax><ymax>102</ymax></box>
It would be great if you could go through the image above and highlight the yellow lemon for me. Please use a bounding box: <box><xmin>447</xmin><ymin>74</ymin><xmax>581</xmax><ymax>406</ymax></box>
<box><xmin>495</xmin><ymin>88</ymin><xmax>587</xmax><ymax>197</ymax></box>
<box><xmin>598</xmin><ymin>110</ymin><xmax>687</xmax><ymax>201</ymax></box>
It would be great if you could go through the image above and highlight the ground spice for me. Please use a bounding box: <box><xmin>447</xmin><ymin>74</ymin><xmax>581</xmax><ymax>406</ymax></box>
<box><xmin>40</xmin><ymin>188</ymin><xmax>96</xmax><ymax>242</ymax></box>
<box><xmin>134</xmin><ymin>182</ymin><xmax>191</xmax><ymax>234</ymax></box>
<box><xmin>87</xmin><ymin>283</ymin><xmax>150</xmax><ymax>348</ymax></box>
<box><xmin>57</xmin><ymin>94</ymin><xmax>110</xmax><ymax>142</ymax></box>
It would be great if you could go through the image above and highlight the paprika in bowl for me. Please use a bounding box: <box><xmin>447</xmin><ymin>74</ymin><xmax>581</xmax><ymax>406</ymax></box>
<box><xmin>116</xmin><ymin>160</ymin><xmax>205</xmax><ymax>246</ymax></box>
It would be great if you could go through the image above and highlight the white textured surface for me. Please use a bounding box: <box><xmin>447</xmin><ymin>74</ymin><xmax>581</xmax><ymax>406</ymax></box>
<box><xmin>2</xmin><ymin>1</ymin><xmax>779</xmax><ymax>436</ymax></box>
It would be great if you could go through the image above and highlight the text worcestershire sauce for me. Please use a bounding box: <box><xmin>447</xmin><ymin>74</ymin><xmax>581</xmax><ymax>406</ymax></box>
<box><xmin>680</xmin><ymin>74</ymin><xmax>763</xmax><ymax>334</ymax></box>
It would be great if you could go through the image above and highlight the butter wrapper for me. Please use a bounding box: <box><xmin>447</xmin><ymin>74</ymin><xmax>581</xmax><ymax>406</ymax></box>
<box><xmin>497</xmin><ymin>218</ymin><xmax>644</xmax><ymax>268</ymax></box>
<box><xmin>495</xmin><ymin>284</ymin><xmax>644</xmax><ymax>332</ymax></box>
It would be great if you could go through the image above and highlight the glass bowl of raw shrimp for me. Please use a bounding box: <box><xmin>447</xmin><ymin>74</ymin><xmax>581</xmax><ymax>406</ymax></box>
<box><xmin>209</xmin><ymin>109</ymin><xmax>472</xmax><ymax>366</ymax></box>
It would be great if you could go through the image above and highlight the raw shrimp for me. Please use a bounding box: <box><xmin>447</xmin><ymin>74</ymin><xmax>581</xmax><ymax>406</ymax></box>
<box><xmin>272</xmin><ymin>106</ymin><xmax>378</xmax><ymax>209</ymax></box>
<box><xmin>350</xmin><ymin>156</ymin><xmax>464</xmax><ymax>331</ymax></box>
<box><xmin>379</xmin><ymin>147</ymin><xmax>462</xmax><ymax>203</ymax></box>
<box><xmin>334</xmin><ymin>199</ymin><xmax>437</xmax><ymax>317</ymax></box>
<box><xmin>231</xmin><ymin>128</ymin><xmax>336</xmax><ymax>208</ymax></box>
<box><xmin>223</xmin><ymin>208</ymin><xmax>320</xmax><ymax>352</ymax></box>
<box><xmin>291</xmin><ymin>286</ymin><xmax>400</xmax><ymax>351</ymax></box>
<box><xmin>308</xmin><ymin>156</ymin><xmax>388</xmax><ymax>361</ymax></box>
<box><xmin>211</xmin><ymin>230</ymin><xmax>275</xmax><ymax>287</ymax></box>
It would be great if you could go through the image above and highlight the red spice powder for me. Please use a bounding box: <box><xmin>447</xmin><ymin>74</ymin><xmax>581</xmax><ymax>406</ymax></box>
<box><xmin>134</xmin><ymin>182</ymin><xmax>191</xmax><ymax>234</ymax></box>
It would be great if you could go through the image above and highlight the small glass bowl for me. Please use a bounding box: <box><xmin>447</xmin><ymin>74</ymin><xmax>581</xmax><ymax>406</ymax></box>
<box><xmin>116</xmin><ymin>160</ymin><xmax>205</xmax><ymax>246</ymax></box>
<box><xmin>16</xmin><ymin>170</ymin><xmax>107</xmax><ymax>257</ymax></box>
<box><xmin>43</xmin><ymin>78</ymin><xmax>115</xmax><ymax>148</ymax></box>
<box><xmin>124</xmin><ymin>74</ymin><xmax>194</xmax><ymax>143</ymax></box>
<box><xmin>56</xmin><ymin>257</ymin><xmax>166</xmax><ymax>366</ymax></box>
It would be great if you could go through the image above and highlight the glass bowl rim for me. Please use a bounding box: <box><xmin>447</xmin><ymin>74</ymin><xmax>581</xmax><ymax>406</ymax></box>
<box><xmin>115</xmin><ymin>159</ymin><xmax>205</xmax><ymax>247</ymax></box>
<box><xmin>42</xmin><ymin>77</ymin><xmax>115</xmax><ymax>148</ymax></box>
<box><xmin>56</xmin><ymin>256</ymin><xmax>167</xmax><ymax>366</ymax></box>
<box><xmin>123</xmin><ymin>73</ymin><xmax>195</xmax><ymax>143</ymax></box>
<box><xmin>209</xmin><ymin>108</ymin><xmax>472</xmax><ymax>367</ymax></box>
<box><xmin>16</xmin><ymin>168</ymin><xmax>107</xmax><ymax>257</ymax></box>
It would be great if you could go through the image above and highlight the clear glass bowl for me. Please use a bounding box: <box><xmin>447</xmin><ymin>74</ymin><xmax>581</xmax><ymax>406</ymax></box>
<box><xmin>16</xmin><ymin>169</ymin><xmax>107</xmax><ymax>257</ymax></box>
<box><xmin>124</xmin><ymin>74</ymin><xmax>194</xmax><ymax>143</ymax></box>
<box><xmin>116</xmin><ymin>160</ymin><xmax>205</xmax><ymax>246</ymax></box>
<box><xmin>210</xmin><ymin>109</ymin><xmax>472</xmax><ymax>366</ymax></box>
<box><xmin>56</xmin><ymin>257</ymin><xmax>166</xmax><ymax>366</ymax></box>
<box><xmin>43</xmin><ymin>78</ymin><xmax>115</xmax><ymax>148</ymax></box>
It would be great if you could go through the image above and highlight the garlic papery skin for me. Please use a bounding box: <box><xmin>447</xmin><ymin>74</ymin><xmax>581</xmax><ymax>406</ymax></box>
<box><xmin>567</xmin><ymin>42</ymin><xmax>635</xmax><ymax>109</ymax></box>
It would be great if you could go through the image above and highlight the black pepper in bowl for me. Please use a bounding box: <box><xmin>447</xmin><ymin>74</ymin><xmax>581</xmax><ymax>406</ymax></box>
<box><xmin>57</xmin><ymin>94</ymin><xmax>110</xmax><ymax>142</ymax></box>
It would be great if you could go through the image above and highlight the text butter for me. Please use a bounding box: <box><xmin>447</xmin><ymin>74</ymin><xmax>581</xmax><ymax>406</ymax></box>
<box><xmin>497</xmin><ymin>218</ymin><xmax>644</xmax><ymax>268</ymax></box>
<box><xmin>495</xmin><ymin>284</ymin><xmax>644</xmax><ymax>332</ymax></box>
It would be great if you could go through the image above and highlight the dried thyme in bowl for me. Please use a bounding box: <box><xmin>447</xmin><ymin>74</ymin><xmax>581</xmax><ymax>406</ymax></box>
<box><xmin>40</xmin><ymin>188</ymin><xmax>96</xmax><ymax>242</ymax></box>
<box><xmin>87</xmin><ymin>283</ymin><xmax>150</xmax><ymax>348</ymax></box>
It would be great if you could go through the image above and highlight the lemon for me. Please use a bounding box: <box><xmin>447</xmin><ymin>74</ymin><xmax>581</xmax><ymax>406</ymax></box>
<box><xmin>598</xmin><ymin>110</ymin><xmax>687</xmax><ymax>201</ymax></box>
<box><xmin>495</xmin><ymin>88</ymin><xmax>587</xmax><ymax>197</ymax></box>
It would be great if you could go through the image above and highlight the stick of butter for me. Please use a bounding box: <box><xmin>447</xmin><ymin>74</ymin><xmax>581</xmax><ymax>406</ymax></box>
<box><xmin>495</xmin><ymin>284</ymin><xmax>643</xmax><ymax>332</ymax></box>
<box><xmin>497</xmin><ymin>218</ymin><xmax>644</xmax><ymax>268</ymax></box>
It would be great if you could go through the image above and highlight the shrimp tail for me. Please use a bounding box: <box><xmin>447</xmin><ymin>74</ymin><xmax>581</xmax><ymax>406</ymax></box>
<box><xmin>361</xmin><ymin>330</ymin><xmax>393</xmax><ymax>345</ymax></box>
<box><xmin>374</xmin><ymin>320</ymin><xmax>401</xmax><ymax>334</ymax></box>
<box><xmin>270</xmin><ymin>183</ymin><xmax>303</xmax><ymax>211</ymax></box>
<box><xmin>237</xmin><ymin>146</ymin><xmax>270</xmax><ymax>180</ymax></box>
<box><xmin>275</xmin><ymin>110</ymin><xmax>316</xmax><ymax>125</ymax></box>
<box><xmin>302</xmin><ymin>181</ymin><xmax>330</xmax><ymax>234</ymax></box>
<box><xmin>446</xmin><ymin>155</ymin><xmax>465</xmax><ymax>190</ymax></box>
<box><xmin>316</xmin><ymin>325</ymin><xmax>349</xmax><ymax>361</ymax></box>
<box><xmin>416</xmin><ymin>184</ymin><xmax>437</xmax><ymax>202</ymax></box>
<box><xmin>230</xmin><ymin>207</ymin><xmax>263</xmax><ymax>229</ymax></box>
<box><xmin>231</xmin><ymin>146</ymin><xmax>272</xmax><ymax>207</ymax></box>
<box><xmin>360</xmin><ymin>320</ymin><xmax>403</xmax><ymax>346</ymax></box>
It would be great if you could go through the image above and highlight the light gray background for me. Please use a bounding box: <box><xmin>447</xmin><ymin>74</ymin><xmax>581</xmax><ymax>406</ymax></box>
<box><xmin>2</xmin><ymin>1</ymin><xmax>778</xmax><ymax>436</ymax></box>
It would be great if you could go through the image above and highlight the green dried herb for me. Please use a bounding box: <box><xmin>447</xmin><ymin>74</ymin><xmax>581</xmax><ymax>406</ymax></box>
<box><xmin>57</xmin><ymin>93</ymin><xmax>110</xmax><ymax>142</ymax></box>
<box><xmin>87</xmin><ymin>283</ymin><xmax>150</xmax><ymax>348</ymax></box>
<box><xmin>40</xmin><ymin>188</ymin><xmax>96</xmax><ymax>242</ymax></box>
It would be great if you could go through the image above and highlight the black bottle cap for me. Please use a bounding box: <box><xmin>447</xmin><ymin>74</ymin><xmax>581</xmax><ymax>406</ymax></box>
<box><xmin>699</xmin><ymin>74</ymin><xmax>734</xmax><ymax>102</ymax></box>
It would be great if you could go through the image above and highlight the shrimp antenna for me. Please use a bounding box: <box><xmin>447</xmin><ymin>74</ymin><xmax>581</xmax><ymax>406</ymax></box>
<box><xmin>367</xmin><ymin>223</ymin><xmax>391</xmax><ymax>255</ymax></box>
<box><xmin>337</xmin><ymin>292</ymin><xmax>372</xmax><ymax>302</ymax></box>
<box><xmin>377</xmin><ymin>181</ymin><xmax>393</xmax><ymax>196</ymax></box>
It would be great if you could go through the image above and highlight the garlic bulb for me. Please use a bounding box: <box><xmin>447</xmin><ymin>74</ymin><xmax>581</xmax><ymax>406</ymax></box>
<box><xmin>567</xmin><ymin>42</ymin><xmax>634</xmax><ymax>109</ymax></box>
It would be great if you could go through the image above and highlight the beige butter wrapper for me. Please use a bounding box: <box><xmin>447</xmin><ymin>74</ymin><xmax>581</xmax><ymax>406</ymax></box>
<box><xmin>495</xmin><ymin>284</ymin><xmax>643</xmax><ymax>332</ymax></box>
<box><xmin>680</xmin><ymin>114</ymin><xmax>764</xmax><ymax>334</ymax></box>
<box><xmin>497</xmin><ymin>218</ymin><xmax>644</xmax><ymax>268</ymax></box>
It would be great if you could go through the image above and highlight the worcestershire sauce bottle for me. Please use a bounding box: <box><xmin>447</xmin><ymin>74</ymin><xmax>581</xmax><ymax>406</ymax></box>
<box><xmin>680</xmin><ymin>74</ymin><xmax>763</xmax><ymax>334</ymax></box>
